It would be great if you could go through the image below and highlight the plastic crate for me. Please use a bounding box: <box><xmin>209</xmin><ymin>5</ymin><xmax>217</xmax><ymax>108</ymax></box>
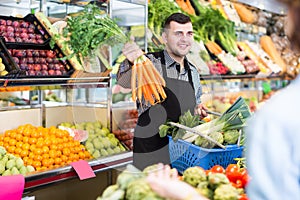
<box><xmin>0</xmin><ymin>14</ymin><xmax>51</xmax><ymax>47</ymax></box>
<box><xmin>168</xmin><ymin>136</ymin><xmax>244</xmax><ymax>173</ymax></box>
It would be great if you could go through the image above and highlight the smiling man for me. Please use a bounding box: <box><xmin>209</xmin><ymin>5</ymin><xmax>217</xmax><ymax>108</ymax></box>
<box><xmin>117</xmin><ymin>13</ymin><xmax>207</xmax><ymax>169</ymax></box>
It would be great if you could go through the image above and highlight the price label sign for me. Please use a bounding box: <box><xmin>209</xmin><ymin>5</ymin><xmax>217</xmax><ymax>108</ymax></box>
<box><xmin>0</xmin><ymin>174</ymin><xmax>25</xmax><ymax>200</ymax></box>
<box><xmin>70</xmin><ymin>160</ymin><xmax>96</xmax><ymax>180</ymax></box>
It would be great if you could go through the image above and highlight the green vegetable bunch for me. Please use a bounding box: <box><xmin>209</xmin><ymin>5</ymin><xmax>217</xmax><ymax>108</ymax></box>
<box><xmin>191</xmin><ymin>5</ymin><xmax>239</xmax><ymax>55</ymax></box>
<box><xmin>158</xmin><ymin>110</ymin><xmax>202</xmax><ymax>140</ymax></box>
<box><xmin>51</xmin><ymin>4</ymin><xmax>129</xmax><ymax>65</ymax></box>
<box><xmin>148</xmin><ymin>0</ymin><xmax>181</xmax><ymax>36</ymax></box>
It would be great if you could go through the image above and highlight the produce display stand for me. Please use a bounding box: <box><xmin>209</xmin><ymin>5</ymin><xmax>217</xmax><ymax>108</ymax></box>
<box><xmin>24</xmin><ymin>152</ymin><xmax>132</xmax><ymax>199</ymax></box>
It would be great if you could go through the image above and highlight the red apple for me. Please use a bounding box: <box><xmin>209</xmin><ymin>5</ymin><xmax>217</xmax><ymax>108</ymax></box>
<box><xmin>6</xmin><ymin>20</ymin><xmax>12</xmax><ymax>26</ymax></box>
<box><xmin>34</xmin><ymin>64</ymin><xmax>41</xmax><ymax>71</ymax></box>
<box><xmin>0</xmin><ymin>19</ymin><xmax>6</xmax><ymax>25</ymax></box>
<box><xmin>6</xmin><ymin>26</ymin><xmax>14</xmax><ymax>33</ymax></box>
<box><xmin>46</xmin><ymin>50</ymin><xmax>56</xmax><ymax>58</ymax></box>
<box><xmin>41</xmin><ymin>64</ymin><xmax>48</xmax><ymax>70</ymax></box>
<box><xmin>12</xmin><ymin>21</ymin><xmax>20</xmax><ymax>28</ymax></box>
<box><xmin>55</xmin><ymin>70</ymin><xmax>62</xmax><ymax>75</ymax></box>
<box><xmin>48</xmin><ymin>69</ymin><xmax>55</xmax><ymax>75</ymax></box>
<box><xmin>28</xmin><ymin>70</ymin><xmax>36</xmax><ymax>76</ymax></box>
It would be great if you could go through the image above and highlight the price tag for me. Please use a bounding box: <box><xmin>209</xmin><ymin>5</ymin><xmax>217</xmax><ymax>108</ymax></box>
<box><xmin>70</xmin><ymin>160</ymin><xmax>96</xmax><ymax>180</ymax></box>
<box><xmin>0</xmin><ymin>174</ymin><xmax>25</xmax><ymax>200</ymax></box>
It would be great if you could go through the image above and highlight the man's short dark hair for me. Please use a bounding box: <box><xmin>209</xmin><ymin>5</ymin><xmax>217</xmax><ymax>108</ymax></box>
<box><xmin>163</xmin><ymin>13</ymin><xmax>192</xmax><ymax>32</ymax></box>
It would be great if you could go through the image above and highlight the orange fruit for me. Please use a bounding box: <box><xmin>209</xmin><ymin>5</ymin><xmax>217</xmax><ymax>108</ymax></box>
<box><xmin>22</xmin><ymin>136</ymin><xmax>29</xmax><ymax>144</ymax></box>
<box><xmin>42</xmin><ymin>159</ymin><xmax>51</xmax><ymax>168</ymax></box>
<box><xmin>20</xmin><ymin>149</ymin><xmax>29</xmax><ymax>158</ymax></box>
<box><xmin>32</xmin><ymin>160</ymin><xmax>42</xmax><ymax>169</ymax></box>
<box><xmin>34</xmin><ymin>148</ymin><xmax>43</xmax><ymax>155</ymax></box>
<box><xmin>62</xmin><ymin>148</ymin><xmax>71</xmax><ymax>156</ymax></box>
<box><xmin>56</xmin><ymin>150</ymin><xmax>62</xmax><ymax>157</ymax></box>
<box><xmin>49</xmin><ymin>150</ymin><xmax>57</xmax><ymax>158</ymax></box>
<box><xmin>7</xmin><ymin>146</ymin><xmax>16</xmax><ymax>153</ymax></box>
<box><xmin>15</xmin><ymin>141</ymin><xmax>23</xmax><ymax>148</ymax></box>
<box><xmin>35</xmin><ymin>155</ymin><xmax>43</xmax><ymax>162</ymax></box>
<box><xmin>50</xmin><ymin>144</ymin><xmax>58</xmax><ymax>151</ymax></box>
<box><xmin>61</xmin><ymin>155</ymin><xmax>68</xmax><ymax>162</ymax></box>
<box><xmin>8</xmin><ymin>138</ymin><xmax>17</xmax><ymax>146</ymax></box>
<box><xmin>29</xmin><ymin>144</ymin><xmax>37</xmax><ymax>152</ymax></box>
<box><xmin>15</xmin><ymin>134</ymin><xmax>23</xmax><ymax>141</ymax></box>
<box><xmin>42</xmin><ymin>146</ymin><xmax>49</xmax><ymax>154</ymax></box>
<box><xmin>54</xmin><ymin>157</ymin><xmax>62</xmax><ymax>165</ymax></box>
<box><xmin>3</xmin><ymin>136</ymin><xmax>10</xmax><ymax>143</ymax></box>
<box><xmin>36</xmin><ymin>140</ymin><xmax>44</xmax><ymax>148</ymax></box>
<box><xmin>29</xmin><ymin>138</ymin><xmax>37</xmax><ymax>145</ymax></box>
<box><xmin>42</xmin><ymin>153</ymin><xmax>50</xmax><ymax>160</ymax></box>
<box><xmin>22</xmin><ymin>143</ymin><xmax>30</xmax><ymax>150</ymax></box>
<box><xmin>78</xmin><ymin>152</ymin><xmax>85</xmax><ymax>160</ymax></box>
<box><xmin>14</xmin><ymin>147</ymin><xmax>22</xmax><ymax>155</ymax></box>
<box><xmin>26</xmin><ymin>158</ymin><xmax>33</xmax><ymax>166</ymax></box>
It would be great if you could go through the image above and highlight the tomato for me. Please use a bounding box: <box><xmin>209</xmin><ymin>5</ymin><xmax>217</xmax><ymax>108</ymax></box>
<box><xmin>239</xmin><ymin>193</ymin><xmax>249</xmax><ymax>200</ymax></box>
<box><xmin>205</xmin><ymin>169</ymin><xmax>213</xmax><ymax>176</ymax></box>
<box><xmin>231</xmin><ymin>179</ymin><xmax>243</xmax><ymax>188</ymax></box>
<box><xmin>211</xmin><ymin>165</ymin><xmax>225</xmax><ymax>173</ymax></box>
<box><xmin>240</xmin><ymin>168</ymin><xmax>250</xmax><ymax>188</ymax></box>
<box><xmin>225</xmin><ymin>164</ymin><xmax>241</xmax><ymax>182</ymax></box>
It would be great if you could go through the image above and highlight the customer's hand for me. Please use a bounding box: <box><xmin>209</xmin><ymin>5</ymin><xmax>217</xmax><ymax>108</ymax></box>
<box><xmin>195</xmin><ymin>103</ymin><xmax>208</xmax><ymax>119</ymax></box>
<box><xmin>146</xmin><ymin>164</ymin><xmax>207</xmax><ymax>200</ymax></box>
<box><xmin>122</xmin><ymin>36</ymin><xmax>144</xmax><ymax>63</ymax></box>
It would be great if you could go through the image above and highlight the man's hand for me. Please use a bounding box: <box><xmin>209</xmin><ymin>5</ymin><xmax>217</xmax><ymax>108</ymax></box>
<box><xmin>195</xmin><ymin>103</ymin><xmax>208</xmax><ymax>119</ymax></box>
<box><xmin>122</xmin><ymin>37</ymin><xmax>144</xmax><ymax>63</ymax></box>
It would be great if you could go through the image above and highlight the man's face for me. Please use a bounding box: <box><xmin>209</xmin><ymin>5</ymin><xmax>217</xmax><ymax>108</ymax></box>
<box><xmin>162</xmin><ymin>21</ymin><xmax>194</xmax><ymax>58</ymax></box>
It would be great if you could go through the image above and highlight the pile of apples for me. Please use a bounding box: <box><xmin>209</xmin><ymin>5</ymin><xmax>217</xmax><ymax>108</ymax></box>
<box><xmin>0</xmin><ymin>19</ymin><xmax>45</xmax><ymax>44</ymax></box>
<box><xmin>8</xmin><ymin>49</ymin><xmax>69</xmax><ymax>76</ymax></box>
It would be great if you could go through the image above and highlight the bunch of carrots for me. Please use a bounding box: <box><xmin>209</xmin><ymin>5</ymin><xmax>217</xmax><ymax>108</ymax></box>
<box><xmin>131</xmin><ymin>55</ymin><xmax>167</xmax><ymax>105</ymax></box>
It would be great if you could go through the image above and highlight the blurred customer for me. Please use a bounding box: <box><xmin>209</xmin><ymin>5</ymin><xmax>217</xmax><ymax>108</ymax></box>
<box><xmin>246</xmin><ymin>1</ymin><xmax>300</xmax><ymax>199</ymax></box>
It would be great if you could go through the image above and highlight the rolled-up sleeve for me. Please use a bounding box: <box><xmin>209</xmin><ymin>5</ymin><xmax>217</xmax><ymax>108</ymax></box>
<box><xmin>116</xmin><ymin>59</ymin><xmax>132</xmax><ymax>89</ymax></box>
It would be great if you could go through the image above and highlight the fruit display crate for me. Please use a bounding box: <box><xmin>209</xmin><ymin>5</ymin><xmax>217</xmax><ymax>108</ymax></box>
<box><xmin>0</xmin><ymin>38</ymin><xmax>18</xmax><ymax>76</ymax></box>
<box><xmin>169</xmin><ymin>136</ymin><xmax>244</xmax><ymax>173</ymax></box>
<box><xmin>0</xmin><ymin>14</ymin><xmax>51</xmax><ymax>47</ymax></box>
<box><xmin>0</xmin><ymin>37</ymin><xmax>76</xmax><ymax>86</ymax></box>
<box><xmin>24</xmin><ymin>151</ymin><xmax>132</xmax><ymax>192</ymax></box>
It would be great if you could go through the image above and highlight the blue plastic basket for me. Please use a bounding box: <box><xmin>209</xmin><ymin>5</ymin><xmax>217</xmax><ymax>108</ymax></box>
<box><xmin>168</xmin><ymin>136</ymin><xmax>244</xmax><ymax>174</ymax></box>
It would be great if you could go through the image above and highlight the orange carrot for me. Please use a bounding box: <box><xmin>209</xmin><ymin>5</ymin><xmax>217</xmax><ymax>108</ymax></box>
<box><xmin>145</xmin><ymin>59</ymin><xmax>166</xmax><ymax>86</ymax></box>
<box><xmin>137</xmin><ymin>63</ymin><xmax>143</xmax><ymax>102</ymax></box>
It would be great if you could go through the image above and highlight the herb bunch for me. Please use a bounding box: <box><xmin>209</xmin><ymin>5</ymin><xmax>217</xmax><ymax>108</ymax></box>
<box><xmin>51</xmin><ymin>4</ymin><xmax>129</xmax><ymax>65</ymax></box>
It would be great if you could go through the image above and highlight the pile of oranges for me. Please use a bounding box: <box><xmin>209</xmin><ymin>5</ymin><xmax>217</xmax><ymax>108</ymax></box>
<box><xmin>0</xmin><ymin>124</ymin><xmax>92</xmax><ymax>171</ymax></box>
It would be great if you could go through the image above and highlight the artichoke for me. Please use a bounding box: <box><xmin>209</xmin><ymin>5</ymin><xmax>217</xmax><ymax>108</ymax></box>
<box><xmin>183</xmin><ymin>166</ymin><xmax>207</xmax><ymax>187</ymax></box>
<box><xmin>213</xmin><ymin>184</ymin><xmax>239</xmax><ymax>200</ymax></box>
<box><xmin>223</xmin><ymin>129</ymin><xmax>240</xmax><ymax>145</ymax></box>
<box><xmin>207</xmin><ymin>173</ymin><xmax>230</xmax><ymax>189</ymax></box>
<box><xmin>125</xmin><ymin>179</ymin><xmax>163</xmax><ymax>200</ymax></box>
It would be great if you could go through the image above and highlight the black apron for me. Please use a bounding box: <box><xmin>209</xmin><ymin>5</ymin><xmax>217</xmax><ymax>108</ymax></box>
<box><xmin>133</xmin><ymin>51</ymin><xmax>196</xmax><ymax>170</ymax></box>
